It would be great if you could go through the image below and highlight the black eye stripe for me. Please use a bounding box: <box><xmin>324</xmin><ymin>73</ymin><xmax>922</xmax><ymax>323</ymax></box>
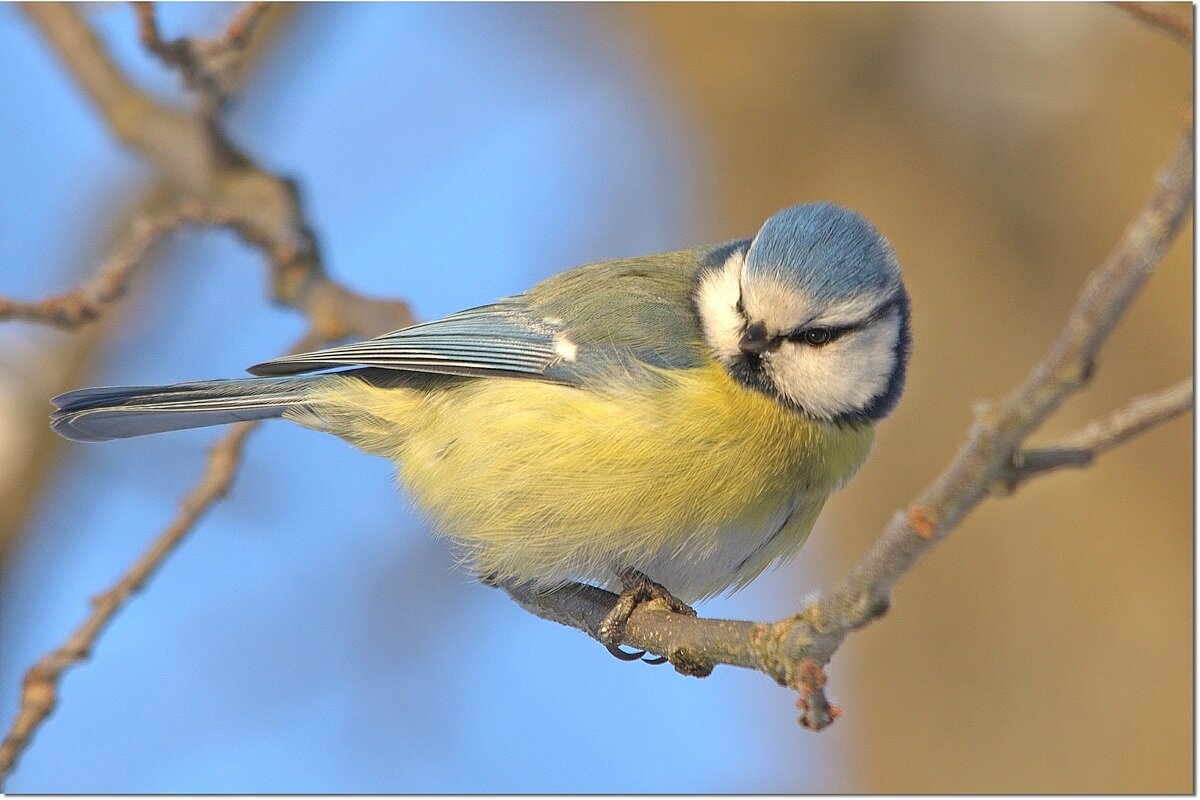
<box><xmin>785</xmin><ymin>296</ymin><xmax>900</xmax><ymax>345</ymax></box>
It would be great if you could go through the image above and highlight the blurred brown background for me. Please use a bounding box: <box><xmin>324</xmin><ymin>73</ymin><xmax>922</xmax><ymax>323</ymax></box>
<box><xmin>1</xmin><ymin>2</ymin><xmax>1192</xmax><ymax>793</ymax></box>
<box><xmin>614</xmin><ymin>2</ymin><xmax>1192</xmax><ymax>792</ymax></box>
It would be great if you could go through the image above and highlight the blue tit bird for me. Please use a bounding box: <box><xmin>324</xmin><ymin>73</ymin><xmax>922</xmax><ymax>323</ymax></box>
<box><xmin>51</xmin><ymin>202</ymin><xmax>910</xmax><ymax>655</ymax></box>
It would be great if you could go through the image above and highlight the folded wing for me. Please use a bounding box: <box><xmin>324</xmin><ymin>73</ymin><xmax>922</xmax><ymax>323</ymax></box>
<box><xmin>248</xmin><ymin>302</ymin><xmax>572</xmax><ymax>381</ymax></box>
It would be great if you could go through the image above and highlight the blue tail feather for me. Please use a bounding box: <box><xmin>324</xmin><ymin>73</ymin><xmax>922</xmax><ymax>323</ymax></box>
<box><xmin>51</xmin><ymin>377</ymin><xmax>316</xmax><ymax>442</ymax></box>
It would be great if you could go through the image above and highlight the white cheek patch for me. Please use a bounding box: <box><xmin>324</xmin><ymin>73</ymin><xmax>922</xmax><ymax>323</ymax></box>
<box><xmin>695</xmin><ymin>250</ymin><xmax>746</xmax><ymax>361</ymax></box>
<box><xmin>767</xmin><ymin>308</ymin><xmax>901</xmax><ymax>420</ymax></box>
<box><xmin>697</xmin><ymin>249</ymin><xmax>902</xmax><ymax>419</ymax></box>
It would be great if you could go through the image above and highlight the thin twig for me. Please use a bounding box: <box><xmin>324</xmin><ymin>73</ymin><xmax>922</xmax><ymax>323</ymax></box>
<box><xmin>0</xmin><ymin>4</ymin><xmax>416</xmax><ymax>783</ymax></box>
<box><xmin>0</xmin><ymin>198</ymin><xmax>412</xmax><ymax>337</ymax></box>
<box><xmin>0</xmin><ymin>423</ymin><xmax>255</xmax><ymax>783</ymax></box>
<box><xmin>24</xmin><ymin>3</ymin><xmax>307</xmax><ymax>271</ymax></box>
<box><xmin>505</xmin><ymin>125</ymin><xmax>1195</xmax><ymax>726</ymax></box>
<box><xmin>1005</xmin><ymin>379</ymin><xmax>1193</xmax><ymax>488</ymax></box>
<box><xmin>133</xmin><ymin>1</ymin><xmax>174</xmax><ymax>62</ymax></box>
<box><xmin>1112</xmin><ymin>2</ymin><xmax>1194</xmax><ymax>45</ymax></box>
<box><xmin>22</xmin><ymin>3</ymin><xmax>209</xmax><ymax>186</ymax></box>
<box><xmin>133</xmin><ymin>1</ymin><xmax>273</xmax><ymax>112</ymax></box>
<box><xmin>19</xmin><ymin>3</ymin><xmax>415</xmax><ymax>340</ymax></box>
<box><xmin>223</xmin><ymin>2</ymin><xmax>271</xmax><ymax>49</ymax></box>
<box><xmin>0</xmin><ymin>327</ymin><xmax>329</xmax><ymax>785</ymax></box>
<box><xmin>794</xmin><ymin>659</ymin><xmax>839</xmax><ymax>731</ymax></box>
<box><xmin>1</xmin><ymin>202</ymin><xmax>202</xmax><ymax>330</ymax></box>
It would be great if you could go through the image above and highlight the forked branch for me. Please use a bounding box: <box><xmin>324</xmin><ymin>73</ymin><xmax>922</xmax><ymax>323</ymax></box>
<box><xmin>20</xmin><ymin>2</ymin><xmax>414</xmax><ymax>340</ymax></box>
<box><xmin>135</xmin><ymin>0</ymin><xmax>271</xmax><ymax>109</ymax></box>
<box><xmin>1005</xmin><ymin>379</ymin><xmax>1193</xmax><ymax>489</ymax></box>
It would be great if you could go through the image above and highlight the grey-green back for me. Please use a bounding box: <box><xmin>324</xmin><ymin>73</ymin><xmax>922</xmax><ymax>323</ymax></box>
<box><xmin>249</xmin><ymin>243</ymin><xmax>745</xmax><ymax>387</ymax></box>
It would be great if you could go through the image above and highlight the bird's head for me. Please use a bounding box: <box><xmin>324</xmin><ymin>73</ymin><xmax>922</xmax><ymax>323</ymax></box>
<box><xmin>695</xmin><ymin>203</ymin><xmax>910</xmax><ymax>423</ymax></box>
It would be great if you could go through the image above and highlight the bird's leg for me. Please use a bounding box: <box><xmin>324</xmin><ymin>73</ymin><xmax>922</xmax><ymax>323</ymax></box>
<box><xmin>598</xmin><ymin>567</ymin><xmax>696</xmax><ymax>664</ymax></box>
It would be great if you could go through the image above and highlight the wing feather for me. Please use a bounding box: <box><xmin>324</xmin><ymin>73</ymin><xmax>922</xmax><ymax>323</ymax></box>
<box><xmin>249</xmin><ymin>245</ymin><xmax>718</xmax><ymax>383</ymax></box>
<box><xmin>247</xmin><ymin>303</ymin><xmax>569</xmax><ymax>380</ymax></box>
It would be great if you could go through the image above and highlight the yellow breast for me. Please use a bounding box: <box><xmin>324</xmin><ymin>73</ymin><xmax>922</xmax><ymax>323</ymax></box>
<box><xmin>300</xmin><ymin>362</ymin><xmax>875</xmax><ymax>601</ymax></box>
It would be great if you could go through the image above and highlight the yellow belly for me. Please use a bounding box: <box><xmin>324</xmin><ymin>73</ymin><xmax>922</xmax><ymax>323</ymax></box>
<box><xmin>297</xmin><ymin>362</ymin><xmax>874</xmax><ymax>601</ymax></box>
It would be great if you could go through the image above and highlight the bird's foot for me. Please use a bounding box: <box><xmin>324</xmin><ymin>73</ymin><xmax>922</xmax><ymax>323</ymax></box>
<box><xmin>598</xmin><ymin>568</ymin><xmax>695</xmax><ymax>665</ymax></box>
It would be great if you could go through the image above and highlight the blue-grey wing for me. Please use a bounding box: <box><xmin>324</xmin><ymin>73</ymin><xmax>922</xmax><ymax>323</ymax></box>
<box><xmin>248</xmin><ymin>243</ymin><xmax>735</xmax><ymax>384</ymax></box>
<box><xmin>247</xmin><ymin>302</ymin><xmax>572</xmax><ymax>380</ymax></box>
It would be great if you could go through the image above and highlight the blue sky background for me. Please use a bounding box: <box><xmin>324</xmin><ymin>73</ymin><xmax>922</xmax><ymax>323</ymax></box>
<box><xmin>0</xmin><ymin>4</ymin><xmax>857</xmax><ymax>792</ymax></box>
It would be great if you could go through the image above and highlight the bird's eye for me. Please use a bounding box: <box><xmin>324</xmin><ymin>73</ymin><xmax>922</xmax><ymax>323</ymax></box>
<box><xmin>798</xmin><ymin>328</ymin><xmax>837</xmax><ymax>346</ymax></box>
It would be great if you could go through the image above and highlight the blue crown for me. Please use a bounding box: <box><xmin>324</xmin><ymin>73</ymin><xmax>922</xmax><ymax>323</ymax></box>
<box><xmin>744</xmin><ymin>203</ymin><xmax>900</xmax><ymax>301</ymax></box>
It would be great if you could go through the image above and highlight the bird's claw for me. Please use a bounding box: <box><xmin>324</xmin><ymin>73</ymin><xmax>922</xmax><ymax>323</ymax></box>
<box><xmin>598</xmin><ymin>568</ymin><xmax>694</xmax><ymax>666</ymax></box>
<box><xmin>605</xmin><ymin>642</ymin><xmax>646</xmax><ymax>661</ymax></box>
<box><xmin>603</xmin><ymin>643</ymin><xmax>670</xmax><ymax>665</ymax></box>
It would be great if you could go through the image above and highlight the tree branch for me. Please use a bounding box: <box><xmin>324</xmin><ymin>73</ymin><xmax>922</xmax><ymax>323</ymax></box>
<box><xmin>21</xmin><ymin>3</ymin><xmax>414</xmax><ymax>340</ymax></box>
<box><xmin>0</xmin><ymin>195</ymin><xmax>414</xmax><ymax>340</ymax></box>
<box><xmin>23</xmin><ymin>3</ymin><xmax>215</xmax><ymax>191</ymax></box>
<box><xmin>0</xmin><ymin>421</ymin><xmax>256</xmax><ymax>783</ymax></box>
<box><xmin>0</xmin><ymin>325</ymin><xmax>336</xmax><ymax>784</ymax></box>
<box><xmin>0</xmin><ymin>202</ymin><xmax>209</xmax><ymax>329</ymax></box>
<box><xmin>4</xmin><ymin>0</ymin><xmax>1192</xmax><ymax>773</ymax></box>
<box><xmin>1112</xmin><ymin>2</ymin><xmax>1194</xmax><ymax>45</ymax></box>
<box><xmin>0</xmin><ymin>3</ymin><xmax>417</xmax><ymax>785</ymax></box>
<box><xmin>135</xmin><ymin>1</ymin><xmax>273</xmax><ymax>113</ymax></box>
<box><xmin>504</xmin><ymin>125</ymin><xmax>1194</xmax><ymax>729</ymax></box>
<box><xmin>1004</xmin><ymin>379</ymin><xmax>1193</xmax><ymax>488</ymax></box>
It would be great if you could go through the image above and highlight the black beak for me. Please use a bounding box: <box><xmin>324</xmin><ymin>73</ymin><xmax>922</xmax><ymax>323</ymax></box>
<box><xmin>739</xmin><ymin>322</ymin><xmax>778</xmax><ymax>356</ymax></box>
